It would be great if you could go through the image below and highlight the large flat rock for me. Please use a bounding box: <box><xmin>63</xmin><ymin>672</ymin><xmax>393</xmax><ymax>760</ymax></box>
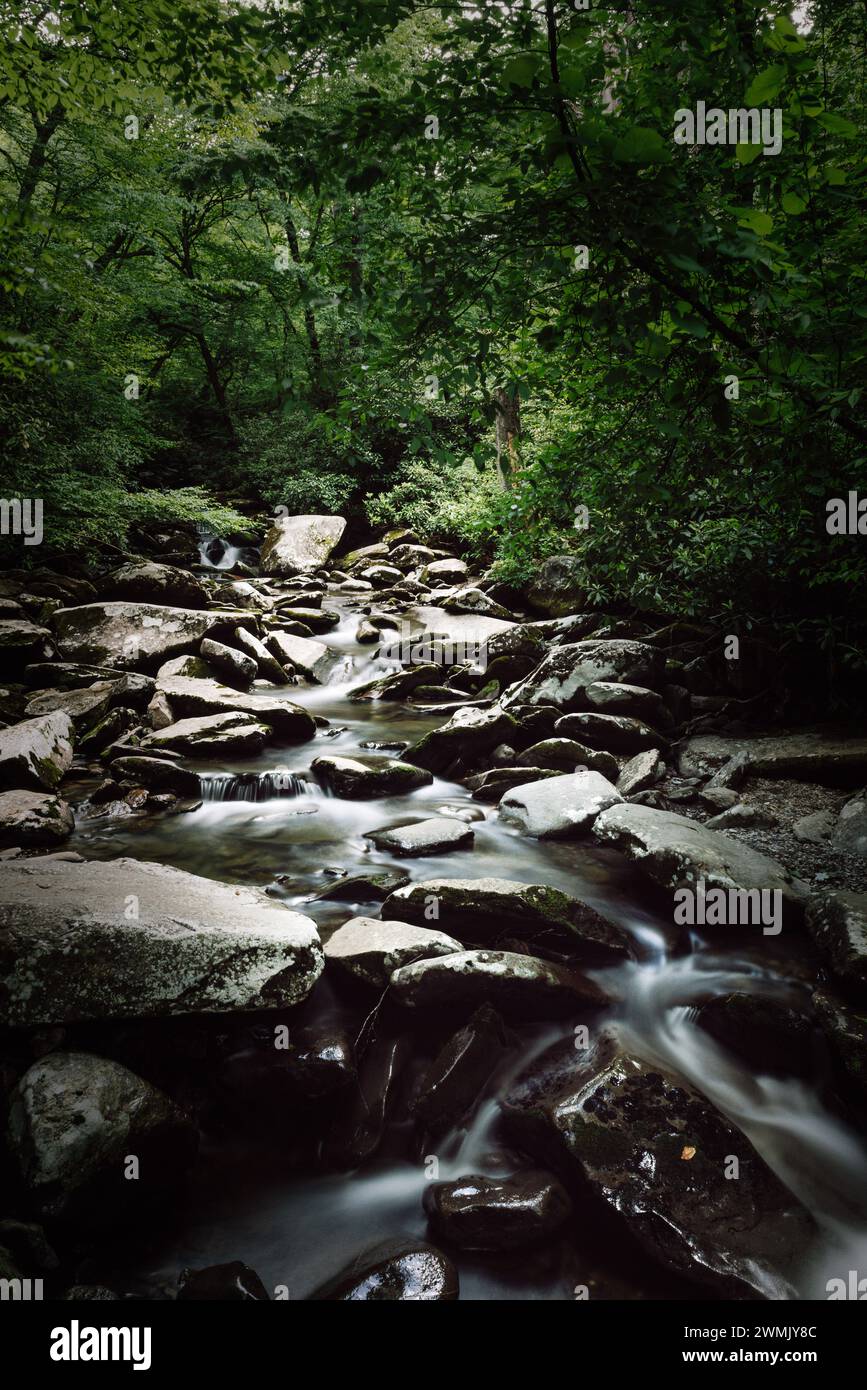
<box><xmin>0</xmin><ymin>857</ymin><xmax>324</xmax><ymax>1026</ymax></box>
<box><xmin>678</xmin><ymin>732</ymin><xmax>867</xmax><ymax>787</ymax></box>
<box><xmin>156</xmin><ymin>674</ymin><xmax>315</xmax><ymax>741</ymax></box>
<box><xmin>593</xmin><ymin>803</ymin><xmax>809</xmax><ymax>921</ymax></box>
<box><xmin>52</xmin><ymin>602</ymin><xmax>252</xmax><ymax>673</ymax></box>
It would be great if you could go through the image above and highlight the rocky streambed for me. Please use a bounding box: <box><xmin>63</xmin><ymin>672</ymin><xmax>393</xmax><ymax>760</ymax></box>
<box><xmin>1</xmin><ymin>521</ymin><xmax>866</xmax><ymax>1302</ymax></box>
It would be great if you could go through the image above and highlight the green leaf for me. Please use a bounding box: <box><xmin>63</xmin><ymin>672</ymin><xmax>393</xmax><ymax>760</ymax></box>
<box><xmin>815</xmin><ymin>111</ymin><xmax>857</xmax><ymax>137</ymax></box>
<box><xmin>734</xmin><ymin>207</ymin><xmax>774</xmax><ymax>236</ymax></box>
<box><xmin>781</xmin><ymin>191</ymin><xmax>807</xmax><ymax>215</ymax></box>
<box><xmin>735</xmin><ymin>141</ymin><xmax>763</xmax><ymax>165</ymax></box>
<box><xmin>503</xmin><ymin>52</ymin><xmax>542</xmax><ymax>88</ymax></box>
<box><xmin>745</xmin><ymin>64</ymin><xmax>786</xmax><ymax>105</ymax></box>
<box><xmin>612</xmin><ymin>126</ymin><xmax>669</xmax><ymax>164</ymax></box>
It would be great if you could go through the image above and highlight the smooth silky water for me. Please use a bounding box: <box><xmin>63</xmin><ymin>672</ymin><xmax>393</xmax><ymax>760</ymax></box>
<box><xmin>67</xmin><ymin>580</ymin><xmax>867</xmax><ymax>1300</ymax></box>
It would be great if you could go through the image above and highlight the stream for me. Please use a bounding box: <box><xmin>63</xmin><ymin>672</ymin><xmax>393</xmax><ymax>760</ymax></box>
<box><xmin>66</xmin><ymin>579</ymin><xmax>867</xmax><ymax>1301</ymax></box>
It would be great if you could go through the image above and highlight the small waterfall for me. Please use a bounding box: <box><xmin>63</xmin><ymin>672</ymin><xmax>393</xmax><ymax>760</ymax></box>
<box><xmin>199</xmin><ymin>771</ymin><xmax>313</xmax><ymax>802</ymax></box>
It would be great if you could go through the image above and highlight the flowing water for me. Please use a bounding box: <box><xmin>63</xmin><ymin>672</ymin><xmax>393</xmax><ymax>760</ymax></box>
<box><xmin>68</xmin><ymin>578</ymin><xmax>867</xmax><ymax>1300</ymax></box>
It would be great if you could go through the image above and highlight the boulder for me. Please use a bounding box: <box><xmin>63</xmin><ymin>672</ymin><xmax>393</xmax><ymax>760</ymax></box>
<box><xmin>364</xmin><ymin>816</ymin><xmax>475</xmax><ymax>857</ymax></box>
<box><xmin>502</xmin><ymin>640</ymin><xmax>662</xmax><ymax>712</ymax></box>
<box><xmin>52</xmin><ymin>602</ymin><xmax>250</xmax><ymax>673</ymax></box>
<box><xmin>272</xmin><ymin>606</ymin><xmax>340</xmax><ymax>634</ymax></box>
<box><xmin>593</xmin><ymin>803</ymin><xmax>808</xmax><ymax>921</ymax></box>
<box><xmin>404</xmin><ymin>705</ymin><xmax>521</xmax><ymax>775</ymax></box>
<box><xmin>110</xmin><ymin>756</ymin><xmax>200</xmax><ymax>797</ymax></box>
<box><xmin>805</xmin><ymin>892</ymin><xmax>867</xmax><ymax>1001</ymax></box>
<box><xmin>442</xmin><ymin>586</ymin><xmax>513</xmax><ymax>619</ymax></box>
<box><xmin>24</xmin><ymin>663</ymin><xmax>155</xmax><ymax>707</ymax></box>
<box><xmin>324</xmin><ymin>1035</ymin><xmax>410</xmax><ymax>1167</ymax></box>
<box><xmin>515</xmin><ymin>739</ymin><xmax>619</xmax><ymax>780</ymax></box>
<box><xmin>586</xmin><ymin>680</ymin><xmax>672</xmax><ymax>727</ymax></box>
<box><xmin>412</xmin><ymin>1005</ymin><xmax>513</xmax><ymax>1132</ymax></box>
<box><xmin>312</xmin><ymin>754</ymin><xmax>432</xmax><ymax>798</ymax></box>
<box><xmin>556</xmin><ymin>711</ymin><xmax>666</xmax><ymax>755</ymax></box>
<box><xmin>199</xmin><ymin>637</ymin><xmax>256</xmax><ymax>688</ymax></box>
<box><xmin>324</xmin><ymin>916</ymin><xmax>463</xmax><ymax>987</ymax></box>
<box><xmin>0</xmin><ymin>856</ymin><xmax>324</xmax><ymax>1025</ymax></box>
<box><xmin>381</xmin><ymin>876</ymin><xmax>629</xmax><ymax>955</ymax></box>
<box><xmin>0</xmin><ymin>790</ymin><xmax>74</xmax><ymax>846</ymax></box>
<box><xmin>360</xmin><ymin>564</ymin><xmax>403</xmax><ymax>587</ymax></box>
<box><xmin>178</xmin><ymin>1262</ymin><xmax>269</xmax><ymax>1302</ymax></box>
<box><xmin>267</xmin><ymin>630</ymin><xmax>333</xmax><ymax>682</ymax></box>
<box><xmin>420</xmin><ymin>558</ymin><xmax>468</xmax><ymax>585</ymax></box>
<box><xmin>24</xmin><ymin>681</ymin><xmax>116</xmax><ymax>732</ymax></box>
<box><xmin>310</xmin><ymin>868</ymin><xmax>411</xmax><ymax>903</ymax></box>
<box><xmin>260</xmin><ymin>515</ymin><xmax>346</xmax><ymax>576</ymax></box>
<box><xmin>0</xmin><ymin>710</ymin><xmax>74</xmax><ymax>790</ymax></box>
<box><xmin>7</xmin><ymin>1052</ymin><xmax>198</xmax><ymax>1227</ymax></box>
<box><xmin>499</xmin><ymin>771</ymin><xmax>622</xmax><ymax>839</ymax></box>
<box><xmin>423</xmin><ymin>1170</ymin><xmax>571</xmax><ymax>1251</ymax></box>
<box><xmin>502</xmin><ymin>1033</ymin><xmax>813</xmax><ymax>1298</ymax></box>
<box><xmin>389</xmin><ymin>949</ymin><xmax>607</xmax><ymax>1017</ymax></box>
<box><xmin>155</xmin><ymin>675</ymin><xmax>315</xmax><ymax>741</ymax></box>
<box><xmin>0</xmin><ymin>618</ymin><xmax>55</xmax><ymax>674</ymax></box>
<box><xmin>311</xmin><ymin>1240</ymin><xmax>458</xmax><ymax>1301</ymax></box>
<box><xmin>142</xmin><ymin>712</ymin><xmax>271</xmax><ymax>758</ymax></box>
<box><xmin>525</xmin><ymin>555</ymin><xmax>589</xmax><ymax>617</ymax></box>
<box><xmin>833</xmin><ymin>798</ymin><xmax>867</xmax><ymax>857</ymax></box>
<box><xmin>617</xmin><ymin>748</ymin><xmax>664</xmax><ymax>796</ymax></box>
<box><xmin>465</xmin><ymin>767</ymin><xmax>563</xmax><ymax>802</ymax></box>
<box><xmin>230</xmin><ymin>626</ymin><xmax>291</xmax><ymax>684</ymax></box>
<box><xmin>97</xmin><ymin>560</ymin><xmax>208</xmax><ymax>610</ymax></box>
<box><xmin>812</xmin><ymin>987</ymin><xmax>867</xmax><ymax>1101</ymax></box>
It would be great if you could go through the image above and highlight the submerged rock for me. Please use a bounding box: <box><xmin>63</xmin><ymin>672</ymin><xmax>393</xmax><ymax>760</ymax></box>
<box><xmin>499</xmin><ymin>770</ymin><xmax>622</xmax><ymax>839</ymax></box>
<box><xmin>389</xmin><ymin>949</ymin><xmax>607</xmax><ymax>1018</ymax></box>
<box><xmin>311</xmin><ymin>1240</ymin><xmax>458</xmax><ymax>1301</ymax></box>
<box><xmin>503</xmin><ymin>1033</ymin><xmax>814</xmax><ymax>1298</ymax></box>
<box><xmin>110</xmin><ymin>755</ymin><xmax>200</xmax><ymax>797</ymax></box>
<box><xmin>7</xmin><ymin>1051</ymin><xmax>198</xmax><ymax>1228</ymax></box>
<box><xmin>0</xmin><ymin>710</ymin><xmax>74</xmax><ymax>791</ymax></box>
<box><xmin>324</xmin><ymin>916</ymin><xmax>462</xmax><ymax>987</ymax></box>
<box><xmin>381</xmin><ymin>876</ymin><xmax>630</xmax><ymax>955</ymax></box>
<box><xmin>423</xmin><ymin>1170</ymin><xmax>572</xmax><ymax>1251</ymax></box>
<box><xmin>309</xmin><ymin>868</ymin><xmax>411</xmax><ymax>902</ymax></box>
<box><xmin>0</xmin><ymin>856</ymin><xmax>323</xmax><ymax>1025</ymax></box>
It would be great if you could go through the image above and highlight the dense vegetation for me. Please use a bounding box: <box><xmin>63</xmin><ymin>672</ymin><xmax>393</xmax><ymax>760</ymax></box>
<box><xmin>1</xmin><ymin>1</ymin><xmax>865</xmax><ymax>658</ymax></box>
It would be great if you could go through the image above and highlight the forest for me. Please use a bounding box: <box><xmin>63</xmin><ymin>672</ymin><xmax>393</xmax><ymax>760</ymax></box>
<box><xmin>1</xmin><ymin>0</ymin><xmax>867</xmax><ymax>1327</ymax></box>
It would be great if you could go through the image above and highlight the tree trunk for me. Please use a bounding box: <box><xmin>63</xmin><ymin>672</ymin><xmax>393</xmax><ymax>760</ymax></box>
<box><xmin>18</xmin><ymin>104</ymin><xmax>64</xmax><ymax>212</ymax></box>
<box><xmin>494</xmin><ymin>387</ymin><xmax>521</xmax><ymax>489</ymax></box>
